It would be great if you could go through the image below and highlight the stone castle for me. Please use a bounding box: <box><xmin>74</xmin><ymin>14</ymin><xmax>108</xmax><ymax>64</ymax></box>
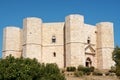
<box><xmin>2</xmin><ymin>14</ymin><xmax>114</xmax><ymax>70</ymax></box>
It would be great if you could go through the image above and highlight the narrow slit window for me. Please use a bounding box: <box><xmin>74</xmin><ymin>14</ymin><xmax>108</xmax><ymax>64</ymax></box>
<box><xmin>87</xmin><ymin>37</ymin><xmax>91</xmax><ymax>44</ymax></box>
<box><xmin>53</xmin><ymin>52</ymin><xmax>56</xmax><ymax>57</ymax></box>
<box><xmin>87</xmin><ymin>40</ymin><xmax>90</xmax><ymax>44</ymax></box>
<box><xmin>52</xmin><ymin>36</ymin><xmax>56</xmax><ymax>43</ymax></box>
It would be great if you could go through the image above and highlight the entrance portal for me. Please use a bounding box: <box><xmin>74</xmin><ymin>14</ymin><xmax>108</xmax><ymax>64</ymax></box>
<box><xmin>86</xmin><ymin>57</ymin><xmax>92</xmax><ymax>67</ymax></box>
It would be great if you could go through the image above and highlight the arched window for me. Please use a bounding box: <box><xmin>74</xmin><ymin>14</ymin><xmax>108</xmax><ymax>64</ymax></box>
<box><xmin>52</xmin><ymin>36</ymin><xmax>56</xmax><ymax>43</ymax></box>
<box><xmin>53</xmin><ymin>52</ymin><xmax>56</xmax><ymax>57</ymax></box>
<box><xmin>87</xmin><ymin>37</ymin><xmax>91</xmax><ymax>44</ymax></box>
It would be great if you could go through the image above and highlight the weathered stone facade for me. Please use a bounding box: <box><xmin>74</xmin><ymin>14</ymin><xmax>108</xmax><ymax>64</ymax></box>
<box><xmin>2</xmin><ymin>14</ymin><xmax>114</xmax><ymax>69</ymax></box>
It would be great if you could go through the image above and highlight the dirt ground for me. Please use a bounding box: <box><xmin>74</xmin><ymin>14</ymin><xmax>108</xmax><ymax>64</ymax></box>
<box><xmin>66</xmin><ymin>76</ymin><xmax>119</xmax><ymax>80</ymax></box>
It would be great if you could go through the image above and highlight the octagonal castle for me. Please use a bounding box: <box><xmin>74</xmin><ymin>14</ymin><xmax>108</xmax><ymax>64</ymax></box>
<box><xmin>2</xmin><ymin>14</ymin><xmax>114</xmax><ymax>70</ymax></box>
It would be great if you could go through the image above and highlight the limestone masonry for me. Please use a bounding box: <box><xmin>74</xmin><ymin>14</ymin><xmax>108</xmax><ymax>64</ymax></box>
<box><xmin>2</xmin><ymin>14</ymin><xmax>114</xmax><ymax>70</ymax></box>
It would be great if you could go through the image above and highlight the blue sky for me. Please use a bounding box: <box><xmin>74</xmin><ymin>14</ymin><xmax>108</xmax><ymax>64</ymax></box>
<box><xmin>0</xmin><ymin>0</ymin><xmax>120</xmax><ymax>57</ymax></box>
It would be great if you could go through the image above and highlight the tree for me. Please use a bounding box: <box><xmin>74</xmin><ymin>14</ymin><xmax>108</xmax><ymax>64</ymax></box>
<box><xmin>0</xmin><ymin>55</ymin><xmax>66</xmax><ymax>80</ymax></box>
<box><xmin>112</xmin><ymin>46</ymin><xmax>120</xmax><ymax>77</ymax></box>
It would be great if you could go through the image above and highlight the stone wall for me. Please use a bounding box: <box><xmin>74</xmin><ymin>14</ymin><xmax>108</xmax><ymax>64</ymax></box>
<box><xmin>23</xmin><ymin>17</ymin><xmax>42</xmax><ymax>62</ymax></box>
<box><xmin>42</xmin><ymin>23</ymin><xmax>64</xmax><ymax>68</ymax></box>
<box><xmin>83</xmin><ymin>24</ymin><xmax>97</xmax><ymax>68</ymax></box>
<box><xmin>2</xmin><ymin>14</ymin><xmax>114</xmax><ymax>69</ymax></box>
<box><xmin>65</xmin><ymin>14</ymin><xmax>85</xmax><ymax>67</ymax></box>
<box><xmin>2</xmin><ymin>27</ymin><xmax>22</xmax><ymax>58</ymax></box>
<box><xmin>96</xmin><ymin>22</ymin><xmax>114</xmax><ymax>69</ymax></box>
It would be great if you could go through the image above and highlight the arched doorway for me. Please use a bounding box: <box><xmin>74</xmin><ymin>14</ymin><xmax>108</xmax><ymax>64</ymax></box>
<box><xmin>86</xmin><ymin>57</ymin><xmax>92</xmax><ymax>67</ymax></box>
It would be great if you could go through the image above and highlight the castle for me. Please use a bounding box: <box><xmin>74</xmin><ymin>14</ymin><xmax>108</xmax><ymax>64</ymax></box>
<box><xmin>2</xmin><ymin>14</ymin><xmax>114</xmax><ymax>70</ymax></box>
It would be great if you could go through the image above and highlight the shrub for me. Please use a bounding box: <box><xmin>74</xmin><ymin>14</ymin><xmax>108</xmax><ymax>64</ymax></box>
<box><xmin>109</xmin><ymin>66</ymin><xmax>116</xmax><ymax>73</ymax></box>
<box><xmin>105</xmin><ymin>72</ymin><xmax>110</xmax><ymax>76</ymax></box>
<box><xmin>116</xmin><ymin>67</ymin><xmax>120</xmax><ymax>76</ymax></box>
<box><xmin>77</xmin><ymin>65</ymin><xmax>91</xmax><ymax>75</ymax></box>
<box><xmin>0</xmin><ymin>55</ymin><xmax>66</xmax><ymax>80</ymax></box>
<box><xmin>83</xmin><ymin>67</ymin><xmax>91</xmax><ymax>75</ymax></box>
<box><xmin>93</xmin><ymin>69</ymin><xmax>103</xmax><ymax>76</ymax></box>
<box><xmin>61</xmin><ymin>69</ymin><xmax>65</xmax><ymax>73</ymax></box>
<box><xmin>66</xmin><ymin>66</ymin><xmax>76</xmax><ymax>72</ymax></box>
<box><xmin>105</xmin><ymin>72</ymin><xmax>116</xmax><ymax>76</ymax></box>
<box><xmin>77</xmin><ymin>65</ymin><xmax>85</xmax><ymax>71</ymax></box>
<box><xmin>89</xmin><ymin>66</ymin><xmax>95</xmax><ymax>72</ymax></box>
<box><xmin>112</xmin><ymin>46</ymin><xmax>120</xmax><ymax>78</ymax></box>
<box><xmin>74</xmin><ymin>71</ymin><xmax>83</xmax><ymax>77</ymax></box>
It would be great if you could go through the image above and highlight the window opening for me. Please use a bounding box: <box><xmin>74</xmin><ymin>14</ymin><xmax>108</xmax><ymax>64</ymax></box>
<box><xmin>52</xmin><ymin>36</ymin><xmax>56</xmax><ymax>43</ymax></box>
<box><xmin>87</xmin><ymin>37</ymin><xmax>91</xmax><ymax>44</ymax></box>
<box><xmin>53</xmin><ymin>52</ymin><xmax>56</xmax><ymax>57</ymax></box>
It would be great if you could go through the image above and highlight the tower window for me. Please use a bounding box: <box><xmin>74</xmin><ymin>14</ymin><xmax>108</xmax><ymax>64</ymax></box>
<box><xmin>87</xmin><ymin>37</ymin><xmax>91</xmax><ymax>44</ymax></box>
<box><xmin>52</xmin><ymin>36</ymin><xmax>56</xmax><ymax>43</ymax></box>
<box><xmin>53</xmin><ymin>52</ymin><xmax>56</xmax><ymax>57</ymax></box>
<box><xmin>87</xmin><ymin>40</ymin><xmax>90</xmax><ymax>44</ymax></box>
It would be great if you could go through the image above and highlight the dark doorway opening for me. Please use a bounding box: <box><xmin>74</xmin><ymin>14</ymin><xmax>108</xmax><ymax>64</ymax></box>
<box><xmin>86</xmin><ymin>57</ymin><xmax>92</xmax><ymax>67</ymax></box>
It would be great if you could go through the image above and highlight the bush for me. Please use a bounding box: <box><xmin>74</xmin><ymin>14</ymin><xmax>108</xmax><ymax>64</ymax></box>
<box><xmin>93</xmin><ymin>69</ymin><xmax>103</xmax><ymax>76</ymax></box>
<box><xmin>89</xmin><ymin>66</ymin><xmax>95</xmax><ymax>72</ymax></box>
<box><xmin>66</xmin><ymin>66</ymin><xmax>76</xmax><ymax>72</ymax></box>
<box><xmin>105</xmin><ymin>72</ymin><xmax>116</xmax><ymax>76</ymax></box>
<box><xmin>77</xmin><ymin>65</ymin><xmax>85</xmax><ymax>71</ymax></box>
<box><xmin>74</xmin><ymin>71</ymin><xmax>83</xmax><ymax>77</ymax></box>
<box><xmin>112</xmin><ymin>46</ymin><xmax>120</xmax><ymax>78</ymax></box>
<box><xmin>109</xmin><ymin>66</ymin><xmax>116</xmax><ymax>73</ymax></box>
<box><xmin>0</xmin><ymin>55</ymin><xmax>66</xmax><ymax>80</ymax></box>
<box><xmin>116</xmin><ymin>66</ymin><xmax>120</xmax><ymax>76</ymax></box>
<box><xmin>77</xmin><ymin>65</ymin><xmax>91</xmax><ymax>75</ymax></box>
<box><xmin>105</xmin><ymin>72</ymin><xmax>110</xmax><ymax>76</ymax></box>
<box><xmin>74</xmin><ymin>71</ymin><xmax>84</xmax><ymax>77</ymax></box>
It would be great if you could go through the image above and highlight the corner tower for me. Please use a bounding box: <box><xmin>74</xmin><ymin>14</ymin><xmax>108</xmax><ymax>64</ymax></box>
<box><xmin>2</xmin><ymin>27</ymin><xmax>22</xmax><ymax>58</ymax></box>
<box><xmin>65</xmin><ymin>14</ymin><xmax>85</xmax><ymax>67</ymax></box>
<box><xmin>23</xmin><ymin>17</ymin><xmax>42</xmax><ymax>62</ymax></box>
<box><xmin>96</xmin><ymin>22</ymin><xmax>114</xmax><ymax>69</ymax></box>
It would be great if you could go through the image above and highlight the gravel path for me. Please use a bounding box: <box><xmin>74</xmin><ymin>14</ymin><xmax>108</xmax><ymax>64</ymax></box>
<box><xmin>66</xmin><ymin>76</ymin><xmax>119</xmax><ymax>80</ymax></box>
